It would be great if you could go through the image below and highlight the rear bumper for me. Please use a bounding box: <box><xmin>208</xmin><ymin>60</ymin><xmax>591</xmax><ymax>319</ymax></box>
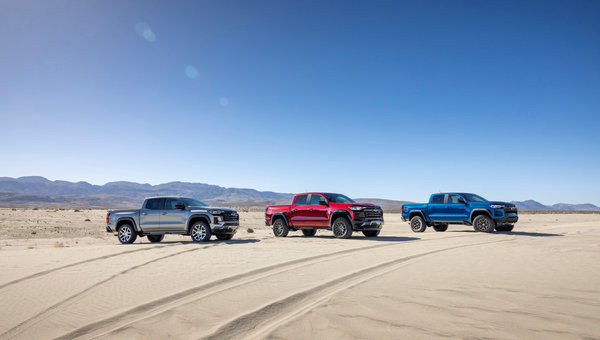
<box><xmin>106</xmin><ymin>225</ymin><xmax>113</xmax><ymax>232</ymax></box>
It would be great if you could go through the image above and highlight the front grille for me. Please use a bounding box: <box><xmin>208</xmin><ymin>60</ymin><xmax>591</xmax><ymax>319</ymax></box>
<box><xmin>504</xmin><ymin>206</ymin><xmax>518</xmax><ymax>214</ymax></box>
<box><xmin>364</xmin><ymin>209</ymin><xmax>383</xmax><ymax>219</ymax></box>
<box><xmin>223</xmin><ymin>212</ymin><xmax>239</xmax><ymax>221</ymax></box>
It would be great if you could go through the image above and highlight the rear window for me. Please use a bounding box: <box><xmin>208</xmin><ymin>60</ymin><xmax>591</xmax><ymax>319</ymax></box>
<box><xmin>293</xmin><ymin>194</ymin><xmax>309</xmax><ymax>205</ymax></box>
<box><xmin>145</xmin><ymin>198</ymin><xmax>162</xmax><ymax>210</ymax></box>
<box><xmin>431</xmin><ymin>195</ymin><xmax>444</xmax><ymax>204</ymax></box>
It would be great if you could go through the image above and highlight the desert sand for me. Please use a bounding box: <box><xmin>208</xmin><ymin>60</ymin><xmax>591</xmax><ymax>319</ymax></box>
<box><xmin>0</xmin><ymin>209</ymin><xmax>599</xmax><ymax>339</ymax></box>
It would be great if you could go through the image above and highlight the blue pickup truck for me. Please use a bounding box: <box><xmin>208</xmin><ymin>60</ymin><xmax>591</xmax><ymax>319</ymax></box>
<box><xmin>401</xmin><ymin>193</ymin><xmax>518</xmax><ymax>233</ymax></box>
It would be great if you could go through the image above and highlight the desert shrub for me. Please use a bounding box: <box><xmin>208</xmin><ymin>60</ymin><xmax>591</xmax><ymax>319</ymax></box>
<box><xmin>74</xmin><ymin>209</ymin><xmax>81</xmax><ymax>212</ymax></box>
<box><xmin>246</xmin><ymin>228</ymin><xmax>254</xmax><ymax>233</ymax></box>
<box><xmin>31</xmin><ymin>231</ymin><xmax>37</xmax><ymax>235</ymax></box>
<box><xmin>84</xmin><ymin>218</ymin><xmax>91</xmax><ymax>222</ymax></box>
<box><xmin>12</xmin><ymin>208</ymin><xmax>16</xmax><ymax>211</ymax></box>
<box><xmin>54</xmin><ymin>242</ymin><xmax>64</xmax><ymax>248</ymax></box>
<box><xmin>32</xmin><ymin>208</ymin><xmax>39</xmax><ymax>210</ymax></box>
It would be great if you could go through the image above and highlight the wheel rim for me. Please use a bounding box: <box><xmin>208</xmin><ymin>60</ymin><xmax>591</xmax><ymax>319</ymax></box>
<box><xmin>119</xmin><ymin>226</ymin><xmax>132</xmax><ymax>243</ymax></box>
<box><xmin>476</xmin><ymin>219</ymin><xmax>489</xmax><ymax>231</ymax></box>
<box><xmin>333</xmin><ymin>221</ymin><xmax>346</xmax><ymax>236</ymax></box>
<box><xmin>411</xmin><ymin>219</ymin><xmax>421</xmax><ymax>231</ymax></box>
<box><xmin>274</xmin><ymin>223</ymin><xmax>283</xmax><ymax>236</ymax></box>
<box><xmin>192</xmin><ymin>224</ymin><xmax>206</xmax><ymax>241</ymax></box>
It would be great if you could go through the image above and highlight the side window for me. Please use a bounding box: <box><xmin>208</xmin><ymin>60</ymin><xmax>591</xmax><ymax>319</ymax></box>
<box><xmin>145</xmin><ymin>199</ymin><xmax>161</xmax><ymax>210</ymax></box>
<box><xmin>293</xmin><ymin>194</ymin><xmax>309</xmax><ymax>205</ymax></box>
<box><xmin>448</xmin><ymin>194</ymin><xmax>463</xmax><ymax>204</ymax></box>
<box><xmin>431</xmin><ymin>195</ymin><xmax>444</xmax><ymax>204</ymax></box>
<box><xmin>309</xmin><ymin>194</ymin><xmax>327</xmax><ymax>205</ymax></box>
<box><xmin>164</xmin><ymin>198</ymin><xmax>183</xmax><ymax>209</ymax></box>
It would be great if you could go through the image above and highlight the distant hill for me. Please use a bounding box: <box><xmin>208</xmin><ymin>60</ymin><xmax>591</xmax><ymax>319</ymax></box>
<box><xmin>511</xmin><ymin>200</ymin><xmax>600</xmax><ymax>211</ymax></box>
<box><xmin>0</xmin><ymin>176</ymin><xmax>293</xmax><ymax>209</ymax></box>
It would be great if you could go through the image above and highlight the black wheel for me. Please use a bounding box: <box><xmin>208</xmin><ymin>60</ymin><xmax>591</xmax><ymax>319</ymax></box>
<box><xmin>332</xmin><ymin>217</ymin><xmax>353</xmax><ymax>239</ymax></box>
<box><xmin>190</xmin><ymin>221</ymin><xmax>212</xmax><ymax>242</ymax></box>
<box><xmin>117</xmin><ymin>223</ymin><xmax>137</xmax><ymax>244</ymax></box>
<box><xmin>273</xmin><ymin>218</ymin><xmax>289</xmax><ymax>237</ymax></box>
<box><xmin>473</xmin><ymin>215</ymin><xmax>496</xmax><ymax>233</ymax></box>
<box><xmin>302</xmin><ymin>229</ymin><xmax>316</xmax><ymax>237</ymax></box>
<box><xmin>362</xmin><ymin>230</ymin><xmax>380</xmax><ymax>237</ymax></box>
<box><xmin>410</xmin><ymin>216</ymin><xmax>427</xmax><ymax>233</ymax></box>
<box><xmin>147</xmin><ymin>234</ymin><xmax>164</xmax><ymax>243</ymax></box>
<box><xmin>433</xmin><ymin>225</ymin><xmax>448</xmax><ymax>232</ymax></box>
<box><xmin>216</xmin><ymin>234</ymin><xmax>234</xmax><ymax>240</ymax></box>
<box><xmin>495</xmin><ymin>224</ymin><xmax>514</xmax><ymax>232</ymax></box>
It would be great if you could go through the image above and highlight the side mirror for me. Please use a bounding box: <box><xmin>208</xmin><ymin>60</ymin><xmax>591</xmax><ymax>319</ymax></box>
<box><xmin>319</xmin><ymin>200</ymin><xmax>328</xmax><ymax>206</ymax></box>
<box><xmin>175</xmin><ymin>203</ymin><xmax>185</xmax><ymax>210</ymax></box>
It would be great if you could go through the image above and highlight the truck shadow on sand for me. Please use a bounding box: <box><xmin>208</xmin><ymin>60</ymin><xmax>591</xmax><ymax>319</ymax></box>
<box><xmin>140</xmin><ymin>239</ymin><xmax>261</xmax><ymax>245</ymax></box>
<box><xmin>448</xmin><ymin>230</ymin><xmax>564</xmax><ymax>237</ymax></box>
<box><xmin>286</xmin><ymin>235</ymin><xmax>420</xmax><ymax>242</ymax></box>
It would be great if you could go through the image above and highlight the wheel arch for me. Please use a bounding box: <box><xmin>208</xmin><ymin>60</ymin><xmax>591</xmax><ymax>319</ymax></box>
<box><xmin>330</xmin><ymin>210</ymin><xmax>352</xmax><ymax>227</ymax></box>
<box><xmin>271</xmin><ymin>212</ymin><xmax>289</xmax><ymax>226</ymax></box>
<box><xmin>116</xmin><ymin>218</ymin><xmax>139</xmax><ymax>233</ymax></box>
<box><xmin>187</xmin><ymin>214</ymin><xmax>211</xmax><ymax>233</ymax></box>
<box><xmin>408</xmin><ymin>210</ymin><xmax>427</xmax><ymax>222</ymax></box>
<box><xmin>470</xmin><ymin>209</ymin><xmax>492</xmax><ymax>223</ymax></box>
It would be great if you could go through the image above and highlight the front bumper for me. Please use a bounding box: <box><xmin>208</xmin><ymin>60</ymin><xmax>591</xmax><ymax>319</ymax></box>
<box><xmin>211</xmin><ymin>222</ymin><xmax>239</xmax><ymax>235</ymax></box>
<box><xmin>352</xmin><ymin>219</ymin><xmax>384</xmax><ymax>231</ymax></box>
<box><xmin>494</xmin><ymin>215</ymin><xmax>518</xmax><ymax>224</ymax></box>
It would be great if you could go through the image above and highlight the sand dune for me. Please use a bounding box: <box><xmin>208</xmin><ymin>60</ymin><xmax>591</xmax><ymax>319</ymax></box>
<box><xmin>0</xmin><ymin>210</ymin><xmax>599</xmax><ymax>339</ymax></box>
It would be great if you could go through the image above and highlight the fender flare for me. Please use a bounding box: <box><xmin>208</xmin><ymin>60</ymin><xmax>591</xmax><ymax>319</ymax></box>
<box><xmin>116</xmin><ymin>217</ymin><xmax>139</xmax><ymax>233</ymax></box>
<box><xmin>271</xmin><ymin>212</ymin><xmax>289</xmax><ymax>226</ymax></box>
<box><xmin>469</xmin><ymin>209</ymin><xmax>492</xmax><ymax>223</ymax></box>
<box><xmin>187</xmin><ymin>214</ymin><xmax>212</xmax><ymax>232</ymax></box>
<box><xmin>408</xmin><ymin>210</ymin><xmax>428</xmax><ymax>223</ymax></box>
<box><xmin>330</xmin><ymin>210</ymin><xmax>352</xmax><ymax>227</ymax></box>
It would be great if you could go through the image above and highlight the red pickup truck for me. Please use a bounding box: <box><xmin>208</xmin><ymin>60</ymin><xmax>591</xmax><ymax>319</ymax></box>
<box><xmin>265</xmin><ymin>192</ymin><xmax>384</xmax><ymax>239</ymax></box>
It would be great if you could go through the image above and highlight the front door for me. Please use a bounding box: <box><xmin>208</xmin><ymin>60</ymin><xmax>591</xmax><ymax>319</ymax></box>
<box><xmin>140</xmin><ymin>198</ymin><xmax>163</xmax><ymax>232</ymax></box>
<box><xmin>446</xmin><ymin>194</ymin><xmax>469</xmax><ymax>221</ymax></box>
<box><xmin>160</xmin><ymin>198</ymin><xmax>188</xmax><ymax>232</ymax></box>
<box><xmin>304</xmin><ymin>194</ymin><xmax>330</xmax><ymax>228</ymax></box>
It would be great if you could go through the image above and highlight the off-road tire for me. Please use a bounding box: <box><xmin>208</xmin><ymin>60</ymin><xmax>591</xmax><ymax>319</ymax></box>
<box><xmin>433</xmin><ymin>225</ymin><xmax>448</xmax><ymax>232</ymax></box>
<box><xmin>410</xmin><ymin>216</ymin><xmax>427</xmax><ymax>233</ymax></box>
<box><xmin>147</xmin><ymin>234</ymin><xmax>164</xmax><ymax>243</ymax></box>
<box><xmin>190</xmin><ymin>221</ymin><xmax>212</xmax><ymax>242</ymax></box>
<box><xmin>473</xmin><ymin>215</ymin><xmax>496</xmax><ymax>233</ymax></box>
<box><xmin>302</xmin><ymin>229</ymin><xmax>316</xmax><ymax>237</ymax></box>
<box><xmin>362</xmin><ymin>230</ymin><xmax>380</xmax><ymax>237</ymax></box>
<box><xmin>272</xmin><ymin>218</ymin><xmax>289</xmax><ymax>237</ymax></box>
<box><xmin>495</xmin><ymin>224</ymin><xmax>514</xmax><ymax>232</ymax></box>
<box><xmin>216</xmin><ymin>234</ymin><xmax>234</xmax><ymax>240</ymax></box>
<box><xmin>117</xmin><ymin>223</ymin><xmax>137</xmax><ymax>244</ymax></box>
<box><xmin>332</xmin><ymin>217</ymin><xmax>353</xmax><ymax>239</ymax></box>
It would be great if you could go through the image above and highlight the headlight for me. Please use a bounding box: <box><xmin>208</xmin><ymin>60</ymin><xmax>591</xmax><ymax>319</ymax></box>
<box><xmin>209</xmin><ymin>210</ymin><xmax>223</xmax><ymax>215</ymax></box>
<box><xmin>489</xmin><ymin>205</ymin><xmax>504</xmax><ymax>209</ymax></box>
<box><xmin>349</xmin><ymin>206</ymin><xmax>364</xmax><ymax>211</ymax></box>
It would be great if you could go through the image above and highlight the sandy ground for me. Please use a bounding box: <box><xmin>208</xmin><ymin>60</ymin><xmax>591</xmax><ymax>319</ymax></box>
<box><xmin>0</xmin><ymin>209</ymin><xmax>599</xmax><ymax>339</ymax></box>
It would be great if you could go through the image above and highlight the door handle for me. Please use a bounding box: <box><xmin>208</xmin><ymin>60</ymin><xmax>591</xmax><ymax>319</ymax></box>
<box><xmin>308</xmin><ymin>208</ymin><xmax>313</xmax><ymax>211</ymax></box>
<box><xmin>291</xmin><ymin>209</ymin><xmax>297</xmax><ymax>212</ymax></box>
<box><xmin>162</xmin><ymin>212</ymin><xmax>167</xmax><ymax>215</ymax></box>
<box><xmin>142</xmin><ymin>212</ymin><xmax>147</xmax><ymax>216</ymax></box>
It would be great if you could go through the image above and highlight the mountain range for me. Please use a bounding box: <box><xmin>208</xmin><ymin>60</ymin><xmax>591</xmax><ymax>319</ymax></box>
<box><xmin>0</xmin><ymin>176</ymin><xmax>598</xmax><ymax>211</ymax></box>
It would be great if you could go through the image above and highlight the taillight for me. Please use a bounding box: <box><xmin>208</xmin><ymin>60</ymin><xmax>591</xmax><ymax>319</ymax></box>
<box><xmin>106</xmin><ymin>213</ymin><xmax>110</xmax><ymax>223</ymax></box>
<box><xmin>400</xmin><ymin>205</ymin><xmax>403</xmax><ymax>214</ymax></box>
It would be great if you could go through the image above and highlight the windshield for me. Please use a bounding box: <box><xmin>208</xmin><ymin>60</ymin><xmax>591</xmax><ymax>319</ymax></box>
<box><xmin>323</xmin><ymin>193</ymin><xmax>355</xmax><ymax>203</ymax></box>
<box><xmin>461</xmin><ymin>193</ymin><xmax>488</xmax><ymax>202</ymax></box>
<box><xmin>180</xmin><ymin>198</ymin><xmax>208</xmax><ymax>207</ymax></box>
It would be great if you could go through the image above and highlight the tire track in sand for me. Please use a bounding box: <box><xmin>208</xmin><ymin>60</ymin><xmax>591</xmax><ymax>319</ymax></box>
<box><xmin>59</xmin><ymin>235</ymin><xmax>478</xmax><ymax>340</ymax></box>
<box><xmin>0</xmin><ymin>243</ymin><xmax>222</xmax><ymax>339</ymax></box>
<box><xmin>203</xmin><ymin>238</ymin><xmax>513</xmax><ymax>340</ymax></box>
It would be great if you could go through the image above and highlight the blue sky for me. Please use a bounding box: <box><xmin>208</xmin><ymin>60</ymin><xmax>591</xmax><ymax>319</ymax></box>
<box><xmin>1</xmin><ymin>0</ymin><xmax>599</xmax><ymax>205</ymax></box>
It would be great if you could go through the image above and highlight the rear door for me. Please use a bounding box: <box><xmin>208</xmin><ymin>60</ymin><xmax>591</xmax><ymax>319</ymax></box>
<box><xmin>446</xmin><ymin>194</ymin><xmax>469</xmax><ymax>221</ymax></box>
<box><xmin>304</xmin><ymin>194</ymin><xmax>330</xmax><ymax>228</ymax></box>
<box><xmin>161</xmin><ymin>198</ymin><xmax>188</xmax><ymax>232</ymax></box>
<box><xmin>427</xmin><ymin>194</ymin><xmax>447</xmax><ymax>221</ymax></box>
<box><xmin>140</xmin><ymin>198</ymin><xmax>163</xmax><ymax>232</ymax></box>
<box><xmin>289</xmin><ymin>194</ymin><xmax>310</xmax><ymax>227</ymax></box>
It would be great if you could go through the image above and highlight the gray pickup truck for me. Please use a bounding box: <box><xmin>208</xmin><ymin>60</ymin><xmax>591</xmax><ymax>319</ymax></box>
<box><xmin>106</xmin><ymin>197</ymin><xmax>240</xmax><ymax>244</ymax></box>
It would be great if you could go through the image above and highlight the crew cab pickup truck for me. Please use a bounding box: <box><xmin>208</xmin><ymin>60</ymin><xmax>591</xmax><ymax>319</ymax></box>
<box><xmin>401</xmin><ymin>193</ymin><xmax>518</xmax><ymax>233</ymax></box>
<box><xmin>265</xmin><ymin>192</ymin><xmax>384</xmax><ymax>239</ymax></box>
<box><xmin>106</xmin><ymin>197</ymin><xmax>239</xmax><ymax>244</ymax></box>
